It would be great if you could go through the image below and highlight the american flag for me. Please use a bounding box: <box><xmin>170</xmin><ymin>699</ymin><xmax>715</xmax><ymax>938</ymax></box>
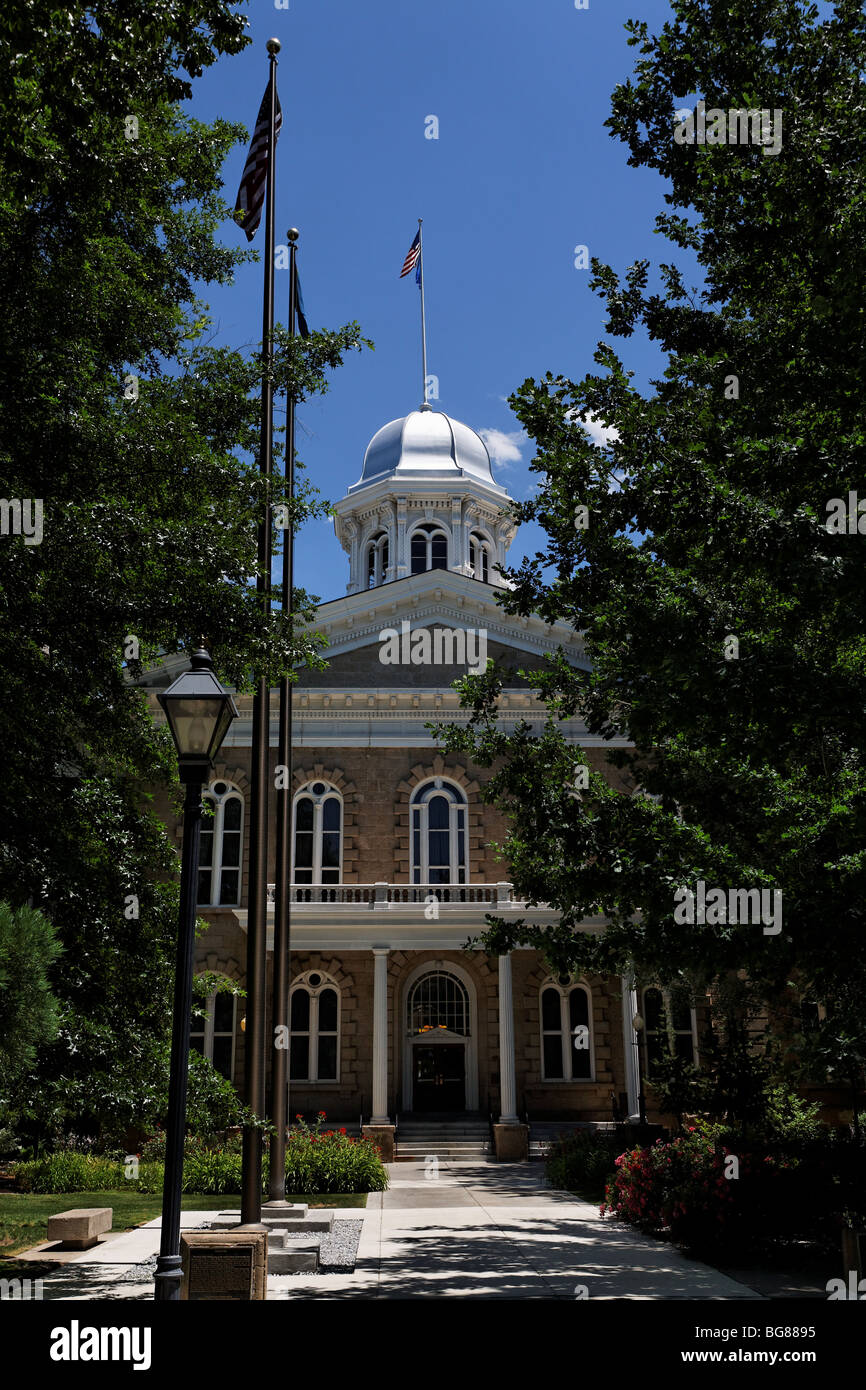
<box><xmin>234</xmin><ymin>82</ymin><xmax>283</xmax><ymax>242</ymax></box>
<box><xmin>400</xmin><ymin>229</ymin><xmax>421</xmax><ymax>279</ymax></box>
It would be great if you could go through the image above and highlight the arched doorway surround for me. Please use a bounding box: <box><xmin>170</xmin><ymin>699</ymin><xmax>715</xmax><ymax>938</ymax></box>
<box><xmin>401</xmin><ymin>959</ymin><xmax>479</xmax><ymax>1111</ymax></box>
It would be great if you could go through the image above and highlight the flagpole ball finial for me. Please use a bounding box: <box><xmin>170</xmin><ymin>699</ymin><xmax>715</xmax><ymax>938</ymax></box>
<box><xmin>266</xmin><ymin>37</ymin><xmax>281</xmax><ymax>54</ymax></box>
<box><xmin>287</xmin><ymin>228</ymin><xmax>299</xmax><ymax>242</ymax></box>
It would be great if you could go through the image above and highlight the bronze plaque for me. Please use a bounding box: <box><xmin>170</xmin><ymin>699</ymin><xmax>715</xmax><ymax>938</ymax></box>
<box><xmin>181</xmin><ymin>1231</ymin><xmax>267</xmax><ymax>1301</ymax></box>
<box><xmin>187</xmin><ymin>1246</ymin><xmax>254</xmax><ymax>1300</ymax></box>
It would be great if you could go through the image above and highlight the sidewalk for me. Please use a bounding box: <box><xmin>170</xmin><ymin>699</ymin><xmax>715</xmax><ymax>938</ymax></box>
<box><xmin>272</xmin><ymin>1160</ymin><xmax>762</xmax><ymax>1300</ymax></box>
<box><xmin>23</xmin><ymin>1160</ymin><xmax>762</xmax><ymax>1301</ymax></box>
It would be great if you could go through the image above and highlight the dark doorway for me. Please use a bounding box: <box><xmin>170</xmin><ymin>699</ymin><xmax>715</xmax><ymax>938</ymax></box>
<box><xmin>413</xmin><ymin>1044</ymin><xmax>465</xmax><ymax>1112</ymax></box>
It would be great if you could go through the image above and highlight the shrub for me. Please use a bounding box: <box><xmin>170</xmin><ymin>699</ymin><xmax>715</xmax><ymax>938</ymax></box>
<box><xmin>281</xmin><ymin>1112</ymin><xmax>388</xmax><ymax>1195</ymax></box>
<box><xmin>15</xmin><ymin>1152</ymin><xmax>161</xmax><ymax>1193</ymax></box>
<box><xmin>15</xmin><ymin>1112</ymin><xmax>389</xmax><ymax>1196</ymax></box>
<box><xmin>754</xmin><ymin>1083</ymin><xmax>822</xmax><ymax>1147</ymax></box>
<box><xmin>600</xmin><ymin>1124</ymin><xmax>799</xmax><ymax>1251</ymax></box>
<box><xmin>544</xmin><ymin>1129</ymin><xmax>624</xmax><ymax>1194</ymax></box>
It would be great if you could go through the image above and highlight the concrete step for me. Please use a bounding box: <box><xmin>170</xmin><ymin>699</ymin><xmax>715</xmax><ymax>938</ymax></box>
<box><xmin>209</xmin><ymin>1210</ymin><xmax>333</xmax><ymax>1234</ymax></box>
<box><xmin>395</xmin><ymin>1148</ymin><xmax>489</xmax><ymax>1161</ymax></box>
<box><xmin>396</xmin><ymin>1136</ymin><xmax>489</xmax><ymax>1143</ymax></box>
<box><xmin>396</xmin><ymin>1133</ymin><xmax>488</xmax><ymax>1141</ymax></box>
<box><xmin>396</xmin><ymin>1126</ymin><xmax>489</xmax><ymax>1135</ymax></box>
<box><xmin>267</xmin><ymin>1230</ymin><xmax>319</xmax><ymax>1274</ymax></box>
<box><xmin>261</xmin><ymin>1202</ymin><xmax>309</xmax><ymax>1220</ymax></box>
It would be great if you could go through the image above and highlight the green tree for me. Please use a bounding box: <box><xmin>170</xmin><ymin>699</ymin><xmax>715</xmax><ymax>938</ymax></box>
<box><xmin>438</xmin><ymin>0</ymin><xmax>866</xmax><ymax>1073</ymax></box>
<box><xmin>0</xmin><ymin>2</ymin><xmax>369</xmax><ymax>1142</ymax></box>
<box><xmin>0</xmin><ymin>901</ymin><xmax>62</xmax><ymax>1084</ymax></box>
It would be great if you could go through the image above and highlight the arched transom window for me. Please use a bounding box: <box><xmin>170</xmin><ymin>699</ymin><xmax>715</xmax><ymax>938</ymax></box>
<box><xmin>470</xmin><ymin>530</ymin><xmax>492</xmax><ymax>583</ymax></box>
<box><xmin>407</xmin><ymin>970</ymin><xmax>469</xmax><ymax>1036</ymax></box>
<box><xmin>411</xmin><ymin>779</ymin><xmax>467</xmax><ymax>885</ymax></box>
<box><xmin>293</xmin><ymin>782</ymin><xmax>342</xmax><ymax>884</ymax></box>
<box><xmin>198</xmin><ymin>781</ymin><xmax>244</xmax><ymax>907</ymax></box>
<box><xmin>410</xmin><ymin>524</ymin><xmax>448</xmax><ymax>574</ymax></box>
<box><xmin>541</xmin><ymin>978</ymin><xmax>594</xmax><ymax>1080</ymax></box>
<box><xmin>366</xmin><ymin>531</ymin><xmax>389</xmax><ymax>588</ymax></box>
<box><xmin>290</xmin><ymin>970</ymin><xmax>340</xmax><ymax>1081</ymax></box>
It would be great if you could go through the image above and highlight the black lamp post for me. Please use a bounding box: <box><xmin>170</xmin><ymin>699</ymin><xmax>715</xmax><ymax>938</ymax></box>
<box><xmin>153</xmin><ymin>647</ymin><xmax>238</xmax><ymax>1302</ymax></box>
<box><xmin>632</xmin><ymin>1012</ymin><xmax>648</xmax><ymax>1127</ymax></box>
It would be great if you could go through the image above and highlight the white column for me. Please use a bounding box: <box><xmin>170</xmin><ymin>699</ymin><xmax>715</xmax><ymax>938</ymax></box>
<box><xmin>498</xmin><ymin>952</ymin><xmax>519</xmax><ymax>1122</ymax></box>
<box><xmin>621</xmin><ymin>974</ymin><xmax>640</xmax><ymax>1119</ymax></box>
<box><xmin>396</xmin><ymin>496</ymin><xmax>408</xmax><ymax>578</ymax></box>
<box><xmin>371</xmin><ymin>947</ymin><xmax>390</xmax><ymax>1124</ymax></box>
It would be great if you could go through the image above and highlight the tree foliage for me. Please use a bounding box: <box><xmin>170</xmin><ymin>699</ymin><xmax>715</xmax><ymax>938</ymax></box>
<box><xmin>0</xmin><ymin>1</ymin><xmax>370</xmax><ymax>1139</ymax></box>
<box><xmin>0</xmin><ymin>901</ymin><xmax>62</xmax><ymax>1089</ymax></box>
<box><xmin>438</xmin><ymin>0</ymin><xmax>866</xmax><ymax>1088</ymax></box>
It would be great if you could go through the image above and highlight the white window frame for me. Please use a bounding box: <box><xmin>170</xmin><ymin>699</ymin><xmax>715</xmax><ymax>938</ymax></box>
<box><xmin>409</xmin><ymin>524</ymin><xmax>449</xmax><ymax>574</ymax></box>
<box><xmin>641</xmin><ymin>985</ymin><xmax>700</xmax><ymax>1071</ymax></box>
<box><xmin>197</xmin><ymin>782</ymin><xmax>244</xmax><ymax>907</ymax></box>
<box><xmin>410</xmin><ymin>778</ymin><xmax>467</xmax><ymax>884</ymax></box>
<box><xmin>191</xmin><ymin>984</ymin><xmax>237</xmax><ymax>1081</ymax></box>
<box><xmin>291</xmin><ymin>782</ymin><xmax>343</xmax><ymax>884</ymax></box>
<box><xmin>366</xmin><ymin>531</ymin><xmax>389</xmax><ymax>588</ymax></box>
<box><xmin>406</xmin><ymin>968</ymin><xmax>470</xmax><ymax>1037</ymax></box>
<box><xmin>540</xmin><ymin>979</ymin><xmax>595</xmax><ymax>1081</ymax></box>
<box><xmin>469</xmin><ymin>530</ymin><xmax>492</xmax><ymax>583</ymax></box>
<box><xmin>289</xmin><ymin>971</ymin><xmax>340</xmax><ymax>1082</ymax></box>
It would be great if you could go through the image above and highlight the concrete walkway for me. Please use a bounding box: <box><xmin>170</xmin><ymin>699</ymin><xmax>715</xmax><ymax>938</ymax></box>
<box><xmin>20</xmin><ymin>1160</ymin><xmax>762</xmax><ymax>1301</ymax></box>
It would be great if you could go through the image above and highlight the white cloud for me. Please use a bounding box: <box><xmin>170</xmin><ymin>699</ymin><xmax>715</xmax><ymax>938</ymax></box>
<box><xmin>569</xmin><ymin>410</ymin><xmax>619</xmax><ymax>451</ymax></box>
<box><xmin>478</xmin><ymin>427</ymin><xmax>527</xmax><ymax>468</ymax></box>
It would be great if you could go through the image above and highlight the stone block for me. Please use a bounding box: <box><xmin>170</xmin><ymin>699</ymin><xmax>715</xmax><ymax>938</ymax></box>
<box><xmin>363</xmin><ymin>1124</ymin><xmax>396</xmax><ymax>1161</ymax></box>
<box><xmin>47</xmin><ymin>1207</ymin><xmax>112</xmax><ymax>1250</ymax></box>
<box><xmin>493</xmin><ymin>1123</ymin><xmax>529</xmax><ymax>1162</ymax></box>
<box><xmin>260</xmin><ymin>1202</ymin><xmax>308</xmax><ymax>1220</ymax></box>
<box><xmin>268</xmin><ymin>1235</ymin><xmax>319</xmax><ymax>1275</ymax></box>
<box><xmin>181</xmin><ymin>1230</ymin><xmax>267</xmax><ymax>1301</ymax></box>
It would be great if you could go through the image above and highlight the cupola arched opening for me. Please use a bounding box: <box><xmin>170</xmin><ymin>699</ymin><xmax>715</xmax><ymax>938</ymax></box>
<box><xmin>410</xmin><ymin>524</ymin><xmax>448</xmax><ymax>574</ymax></box>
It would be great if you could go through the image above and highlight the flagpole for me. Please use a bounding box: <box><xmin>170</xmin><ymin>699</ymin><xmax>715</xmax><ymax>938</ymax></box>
<box><xmin>240</xmin><ymin>35</ymin><xmax>280</xmax><ymax>1231</ymax></box>
<box><xmin>266</xmin><ymin>228</ymin><xmax>298</xmax><ymax>1207</ymax></box>
<box><xmin>418</xmin><ymin>217</ymin><xmax>429</xmax><ymax>408</ymax></box>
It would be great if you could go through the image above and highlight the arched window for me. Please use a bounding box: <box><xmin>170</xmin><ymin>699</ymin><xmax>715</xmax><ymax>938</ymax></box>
<box><xmin>366</xmin><ymin>531</ymin><xmax>389</xmax><ymax>588</ymax></box>
<box><xmin>292</xmin><ymin>782</ymin><xmax>342</xmax><ymax>885</ymax></box>
<box><xmin>642</xmin><ymin>986</ymin><xmax>697</xmax><ymax>1074</ymax></box>
<box><xmin>410</xmin><ymin>779</ymin><xmax>467</xmax><ymax>885</ymax></box>
<box><xmin>410</xmin><ymin>524</ymin><xmax>448</xmax><ymax>574</ymax></box>
<box><xmin>198</xmin><ymin>781</ymin><xmax>244</xmax><ymax>907</ymax></box>
<box><xmin>190</xmin><ymin>984</ymin><xmax>238</xmax><ymax>1082</ymax></box>
<box><xmin>290</xmin><ymin>971</ymin><xmax>340</xmax><ymax>1081</ymax></box>
<box><xmin>407</xmin><ymin>969</ymin><xmax>469</xmax><ymax>1036</ymax></box>
<box><xmin>540</xmin><ymin>979</ymin><xmax>594</xmax><ymax>1080</ymax></box>
<box><xmin>469</xmin><ymin>530</ymin><xmax>492</xmax><ymax>583</ymax></box>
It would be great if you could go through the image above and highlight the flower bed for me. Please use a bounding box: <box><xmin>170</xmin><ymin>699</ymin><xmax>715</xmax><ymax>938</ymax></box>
<box><xmin>14</xmin><ymin>1114</ymin><xmax>388</xmax><ymax>1196</ymax></box>
<box><xmin>600</xmin><ymin>1124</ymin><xmax>800</xmax><ymax>1251</ymax></box>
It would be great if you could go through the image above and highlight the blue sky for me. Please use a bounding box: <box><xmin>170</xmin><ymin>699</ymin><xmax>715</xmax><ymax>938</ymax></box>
<box><xmin>189</xmin><ymin>0</ymin><xmax>680</xmax><ymax>602</ymax></box>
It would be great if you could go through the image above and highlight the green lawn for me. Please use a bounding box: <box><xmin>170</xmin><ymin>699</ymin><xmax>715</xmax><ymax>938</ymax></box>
<box><xmin>0</xmin><ymin>1190</ymin><xmax>368</xmax><ymax>1259</ymax></box>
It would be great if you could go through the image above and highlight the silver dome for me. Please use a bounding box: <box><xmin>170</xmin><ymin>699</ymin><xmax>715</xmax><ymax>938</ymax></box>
<box><xmin>352</xmin><ymin>408</ymin><xmax>502</xmax><ymax>491</ymax></box>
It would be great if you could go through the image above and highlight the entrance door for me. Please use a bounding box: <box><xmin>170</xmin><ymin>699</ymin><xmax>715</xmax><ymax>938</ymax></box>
<box><xmin>413</xmin><ymin>1044</ymin><xmax>465</xmax><ymax>1112</ymax></box>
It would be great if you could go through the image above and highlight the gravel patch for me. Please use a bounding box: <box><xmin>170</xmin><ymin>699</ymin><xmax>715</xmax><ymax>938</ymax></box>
<box><xmin>277</xmin><ymin>1218</ymin><xmax>363</xmax><ymax>1273</ymax></box>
